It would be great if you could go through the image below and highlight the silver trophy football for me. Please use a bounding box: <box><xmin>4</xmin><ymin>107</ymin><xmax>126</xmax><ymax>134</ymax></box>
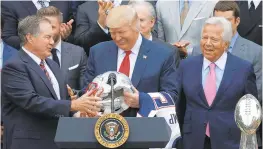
<box><xmin>87</xmin><ymin>71</ymin><xmax>133</xmax><ymax>115</ymax></box>
<box><xmin>234</xmin><ymin>94</ymin><xmax>262</xmax><ymax>149</ymax></box>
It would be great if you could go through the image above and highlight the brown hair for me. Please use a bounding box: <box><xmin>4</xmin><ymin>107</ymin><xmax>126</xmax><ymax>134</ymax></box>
<box><xmin>36</xmin><ymin>6</ymin><xmax>63</xmax><ymax>22</ymax></box>
<box><xmin>214</xmin><ymin>1</ymin><xmax>240</xmax><ymax>18</ymax></box>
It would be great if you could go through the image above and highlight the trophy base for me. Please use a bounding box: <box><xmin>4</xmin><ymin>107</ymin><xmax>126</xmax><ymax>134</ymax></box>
<box><xmin>240</xmin><ymin>132</ymin><xmax>258</xmax><ymax>149</ymax></box>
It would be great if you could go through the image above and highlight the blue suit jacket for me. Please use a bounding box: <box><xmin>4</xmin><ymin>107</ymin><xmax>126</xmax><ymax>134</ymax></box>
<box><xmin>3</xmin><ymin>42</ymin><xmax>17</xmax><ymax>65</ymax></box>
<box><xmin>84</xmin><ymin>37</ymin><xmax>178</xmax><ymax>117</ymax></box>
<box><xmin>1</xmin><ymin>50</ymin><xmax>71</xmax><ymax>149</ymax></box>
<box><xmin>176</xmin><ymin>53</ymin><xmax>257</xmax><ymax>149</ymax></box>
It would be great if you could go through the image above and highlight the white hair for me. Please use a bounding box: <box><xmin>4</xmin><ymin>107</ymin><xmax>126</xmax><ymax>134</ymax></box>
<box><xmin>202</xmin><ymin>17</ymin><xmax>233</xmax><ymax>42</ymax></box>
<box><xmin>129</xmin><ymin>1</ymin><xmax>156</xmax><ymax>19</ymax></box>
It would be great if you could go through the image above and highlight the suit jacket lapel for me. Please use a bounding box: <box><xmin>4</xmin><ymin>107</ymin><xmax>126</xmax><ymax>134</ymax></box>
<box><xmin>104</xmin><ymin>43</ymin><xmax>118</xmax><ymax>72</ymax></box>
<box><xmin>211</xmin><ymin>53</ymin><xmax>236</xmax><ymax>108</ymax></box>
<box><xmin>61</xmin><ymin>42</ymin><xmax>72</xmax><ymax>77</ymax></box>
<box><xmin>131</xmin><ymin>38</ymin><xmax>151</xmax><ymax>87</ymax></box>
<box><xmin>21</xmin><ymin>1</ymin><xmax>37</xmax><ymax>15</ymax></box>
<box><xmin>168</xmin><ymin>1</ymin><xmax>181</xmax><ymax>38</ymax></box>
<box><xmin>179</xmin><ymin>1</ymin><xmax>206</xmax><ymax>39</ymax></box>
<box><xmin>19</xmin><ymin>50</ymin><xmax>59</xmax><ymax>100</ymax></box>
<box><xmin>232</xmin><ymin>35</ymin><xmax>246</xmax><ymax>58</ymax></box>
<box><xmin>197</xmin><ymin>56</ymin><xmax>209</xmax><ymax>108</ymax></box>
<box><xmin>46</xmin><ymin>59</ymin><xmax>66</xmax><ymax>100</ymax></box>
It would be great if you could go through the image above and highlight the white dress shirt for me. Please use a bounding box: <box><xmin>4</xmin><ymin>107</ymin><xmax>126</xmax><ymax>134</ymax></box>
<box><xmin>202</xmin><ymin>52</ymin><xmax>227</xmax><ymax>92</ymax></box>
<box><xmin>32</xmin><ymin>0</ymin><xmax>50</xmax><ymax>9</ymax></box>
<box><xmin>248</xmin><ymin>0</ymin><xmax>261</xmax><ymax>9</ymax></box>
<box><xmin>22</xmin><ymin>47</ymin><xmax>61</xmax><ymax>100</ymax></box>
<box><xmin>48</xmin><ymin>39</ymin><xmax>62</xmax><ymax>67</ymax></box>
<box><xmin>117</xmin><ymin>34</ymin><xmax>142</xmax><ymax>79</ymax></box>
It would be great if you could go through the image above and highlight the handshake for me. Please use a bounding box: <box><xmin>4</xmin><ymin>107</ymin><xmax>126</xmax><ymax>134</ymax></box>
<box><xmin>68</xmin><ymin>84</ymin><xmax>103</xmax><ymax>117</ymax></box>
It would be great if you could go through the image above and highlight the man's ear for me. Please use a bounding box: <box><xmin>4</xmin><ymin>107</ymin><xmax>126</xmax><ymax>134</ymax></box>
<box><xmin>236</xmin><ymin>17</ymin><xmax>240</xmax><ymax>27</ymax></box>
<box><xmin>26</xmin><ymin>34</ymin><xmax>34</xmax><ymax>44</ymax></box>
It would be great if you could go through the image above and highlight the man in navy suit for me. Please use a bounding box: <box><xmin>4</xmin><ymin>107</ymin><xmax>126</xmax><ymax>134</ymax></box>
<box><xmin>1</xmin><ymin>15</ymin><xmax>101</xmax><ymax>149</ymax></box>
<box><xmin>176</xmin><ymin>17</ymin><xmax>257</xmax><ymax>149</ymax></box>
<box><xmin>1</xmin><ymin>1</ymin><xmax>73</xmax><ymax>49</ymax></box>
<box><xmin>83</xmin><ymin>5</ymin><xmax>177</xmax><ymax>117</ymax></box>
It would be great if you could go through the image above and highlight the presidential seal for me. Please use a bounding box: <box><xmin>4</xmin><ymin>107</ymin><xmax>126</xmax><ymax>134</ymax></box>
<box><xmin>94</xmin><ymin>113</ymin><xmax>129</xmax><ymax>148</ymax></box>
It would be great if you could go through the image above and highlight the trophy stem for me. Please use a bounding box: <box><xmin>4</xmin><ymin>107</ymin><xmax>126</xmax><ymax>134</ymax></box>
<box><xmin>239</xmin><ymin>132</ymin><xmax>258</xmax><ymax>149</ymax></box>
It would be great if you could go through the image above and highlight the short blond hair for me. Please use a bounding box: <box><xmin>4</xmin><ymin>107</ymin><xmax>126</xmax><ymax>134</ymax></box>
<box><xmin>106</xmin><ymin>5</ymin><xmax>138</xmax><ymax>29</ymax></box>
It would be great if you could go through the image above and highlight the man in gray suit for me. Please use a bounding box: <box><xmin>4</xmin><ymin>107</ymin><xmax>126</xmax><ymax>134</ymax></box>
<box><xmin>37</xmin><ymin>6</ymin><xmax>87</xmax><ymax>90</ymax></box>
<box><xmin>192</xmin><ymin>1</ymin><xmax>262</xmax><ymax>104</ymax></box>
<box><xmin>156</xmin><ymin>0</ymin><xmax>218</xmax><ymax>57</ymax></box>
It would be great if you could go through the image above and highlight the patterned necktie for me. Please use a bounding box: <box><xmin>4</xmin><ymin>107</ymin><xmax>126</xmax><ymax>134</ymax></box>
<box><xmin>40</xmin><ymin>60</ymin><xmax>52</xmax><ymax>83</ymax></box>
<box><xmin>204</xmin><ymin>63</ymin><xmax>216</xmax><ymax>137</ymax></box>
<box><xmin>51</xmin><ymin>48</ymin><xmax>60</xmax><ymax>67</ymax></box>
<box><xmin>37</xmin><ymin>0</ymin><xmax>47</xmax><ymax>8</ymax></box>
<box><xmin>119</xmin><ymin>51</ymin><xmax>132</xmax><ymax>77</ymax></box>
<box><xmin>180</xmin><ymin>0</ymin><xmax>189</xmax><ymax>27</ymax></box>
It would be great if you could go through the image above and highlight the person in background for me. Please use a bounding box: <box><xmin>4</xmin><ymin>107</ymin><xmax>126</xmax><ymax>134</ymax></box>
<box><xmin>129</xmin><ymin>1</ymin><xmax>180</xmax><ymax>68</ymax></box>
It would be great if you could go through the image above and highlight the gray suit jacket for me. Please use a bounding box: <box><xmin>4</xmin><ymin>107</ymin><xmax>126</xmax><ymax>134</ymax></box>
<box><xmin>61</xmin><ymin>42</ymin><xmax>87</xmax><ymax>90</ymax></box>
<box><xmin>192</xmin><ymin>35</ymin><xmax>262</xmax><ymax>102</ymax></box>
<box><xmin>156</xmin><ymin>0</ymin><xmax>218</xmax><ymax>53</ymax></box>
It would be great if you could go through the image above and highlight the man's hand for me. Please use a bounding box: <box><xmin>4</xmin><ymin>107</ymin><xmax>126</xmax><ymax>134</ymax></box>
<box><xmin>173</xmin><ymin>40</ymin><xmax>190</xmax><ymax>57</ymax></box>
<box><xmin>71</xmin><ymin>91</ymin><xmax>102</xmax><ymax>116</ymax></box>
<box><xmin>123</xmin><ymin>86</ymin><xmax>140</xmax><ymax>108</ymax></box>
<box><xmin>60</xmin><ymin>19</ymin><xmax>74</xmax><ymax>40</ymax></box>
<box><xmin>97</xmin><ymin>0</ymin><xmax>113</xmax><ymax>29</ymax></box>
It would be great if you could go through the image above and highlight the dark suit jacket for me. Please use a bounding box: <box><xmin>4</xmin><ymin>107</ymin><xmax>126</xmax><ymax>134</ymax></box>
<box><xmin>192</xmin><ymin>35</ymin><xmax>262</xmax><ymax>103</ymax></box>
<box><xmin>74</xmin><ymin>1</ymin><xmax>158</xmax><ymax>56</ymax></box>
<box><xmin>60</xmin><ymin>41</ymin><xmax>87</xmax><ymax>90</ymax></box>
<box><xmin>176</xmin><ymin>53</ymin><xmax>257</xmax><ymax>149</ymax></box>
<box><xmin>1</xmin><ymin>50</ymin><xmax>71</xmax><ymax>149</ymax></box>
<box><xmin>83</xmin><ymin>36</ymin><xmax>178</xmax><ymax>117</ymax></box>
<box><xmin>2</xmin><ymin>42</ymin><xmax>17</xmax><ymax>65</ymax></box>
<box><xmin>152</xmin><ymin>37</ymin><xmax>180</xmax><ymax>67</ymax></box>
<box><xmin>1</xmin><ymin>1</ymin><xmax>72</xmax><ymax>49</ymax></box>
<box><xmin>237</xmin><ymin>1</ymin><xmax>262</xmax><ymax>46</ymax></box>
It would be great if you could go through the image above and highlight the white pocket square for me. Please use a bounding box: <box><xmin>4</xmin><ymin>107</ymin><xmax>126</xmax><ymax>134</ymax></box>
<box><xmin>68</xmin><ymin>64</ymin><xmax>79</xmax><ymax>70</ymax></box>
<box><xmin>259</xmin><ymin>25</ymin><xmax>262</xmax><ymax>28</ymax></box>
<box><xmin>193</xmin><ymin>17</ymin><xmax>206</xmax><ymax>21</ymax></box>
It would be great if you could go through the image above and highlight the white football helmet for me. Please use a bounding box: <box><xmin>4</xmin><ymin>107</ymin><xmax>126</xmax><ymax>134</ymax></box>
<box><xmin>87</xmin><ymin>71</ymin><xmax>133</xmax><ymax>114</ymax></box>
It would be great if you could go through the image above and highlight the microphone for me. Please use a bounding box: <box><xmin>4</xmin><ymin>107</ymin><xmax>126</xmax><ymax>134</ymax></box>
<box><xmin>107</xmin><ymin>73</ymin><xmax>117</xmax><ymax>113</ymax></box>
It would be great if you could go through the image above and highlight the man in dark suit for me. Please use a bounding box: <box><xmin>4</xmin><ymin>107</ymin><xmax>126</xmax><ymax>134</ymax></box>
<box><xmin>192</xmin><ymin>1</ymin><xmax>262</xmax><ymax>104</ymax></box>
<box><xmin>237</xmin><ymin>0</ymin><xmax>262</xmax><ymax>46</ymax></box>
<box><xmin>37</xmin><ymin>6</ymin><xmax>87</xmax><ymax>90</ymax></box>
<box><xmin>130</xmin><ymin>1</ymin><xmax>180</xmax><ymax>68</ymax></box>
<box><xmin>1</xmin><ymin>1</ymin><xmax>73</xmax><ymax>49</ymax></box>
<box><xmin>83</xmin><ymin>5</ymin><xmax>177</xmax><ymax>117</ymax></box>
<box><xmin>1</xmin><ymin>15</ymin><xmax>101</xmax><ymax>149</ymax></box>
<box><xmin>74</xmin><ymin>0</ymin><xmax>158</xmax><ymax>56</ymax></box>
<box><xmin>176</xmin><ymin>17</ymin><xmax>257</xmax><ymax>149</ymax></box>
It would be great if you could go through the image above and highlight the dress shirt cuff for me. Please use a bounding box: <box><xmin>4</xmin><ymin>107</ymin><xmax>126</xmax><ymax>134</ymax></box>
<box><xmin>73</xmin><ymin>111</ymin><xmax>81</xmax><ymax>117</ymax></box>
<box><xmin>97</xmin><ymin>21</ymin><xmax>109</xmax><ymax>34</ymax></box>
<box><xmin>187</xmin><ymin>47</ymin><xmax>193</xmax><ymax>56</ymax></box>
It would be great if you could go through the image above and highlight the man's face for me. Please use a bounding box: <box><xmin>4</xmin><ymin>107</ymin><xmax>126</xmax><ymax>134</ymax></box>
<box><xmin>44</xmin><ymin>16</ymin><xmax>61</xmax><ymax>44</ymax></box>
<box><xmin>109</xmin><ymin>23</ymin><xmax>139</xmax><ymax>51</ymax></box>
<box><xmin>136</xmin><ymin>7</ymin><xmax>155</xmax><ymax>37</ymax></box>
<box><xmin>200</xmin><ymin>24</ymin><xmax>228</xmax><ymax>62</ymax></box>
<box><xmin>30</xmin><ymin>21</ymin><xmax>54</xmax><ymax>59</ymax></box>
<box><xmin>214</xmin><ymin>10</ymin><xmax>240</xmax><ymax>34</ymax></box>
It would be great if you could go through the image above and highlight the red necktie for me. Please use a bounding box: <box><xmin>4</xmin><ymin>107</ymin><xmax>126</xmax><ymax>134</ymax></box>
<box><xmin>39</xmin><ymin>60</ymin><xmax>52</xmax><ymax>83</ymax></box>
<box><xmin>119</xmin><ymin>51</ymin><xmax>132</xmax><ymax>77</ymax></box>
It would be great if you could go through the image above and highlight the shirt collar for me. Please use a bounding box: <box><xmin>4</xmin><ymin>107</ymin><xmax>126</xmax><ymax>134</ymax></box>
<box><xmin>54</xmin><ymin>39</ymin><xmax>62</xmax><ymax>53</ymax></box>
<box><xmin>248</xmin><ymin>0</ymin><xmax>261</xmax><ymax>9</ymax></box>
<box><xmin>229</xmin><ymin>32</ymin><xmax>239</xmax><ymax>51</ymax></box>
<box><xmin>149</xmin><ymin>34</ymin><xmax>153</xmax><ymax>41</ymax></box>
<box><xmin>203</xmin><ymin>52</ymin><xmax>227</xmax><ymax>71</ymax></box>
<box><xmin>22</xmin><ymin>46</ymin><xmax>43</xmax><ymax>65</ymax></box>
<box><xmin>119</xmin><ymin>33</ymin><xmax>142</xmax><ymax>56</ymax></box>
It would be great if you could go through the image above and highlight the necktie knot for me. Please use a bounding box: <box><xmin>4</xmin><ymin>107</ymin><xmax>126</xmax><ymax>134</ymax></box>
<box><xmin>40</xmin><ymin>60</ymin><xmax>45</xmax><ymax>67</ymax></box>
<box><xmin>209</xmin><ymin>63</ymin><xmax>216</xmax><ymax>70</ymax></box>
<box><xmin>51</xmin><ymin>48</ymin><xmax>60</xmax><ymax>66</ymax></box>
<box><xmin>51</xmin><ymin>48</ymin><xmax>57</xmax><ymax>54</ymax></box>
<box><xmin>125</xmin><ymin>51</ymin><xmax>132</xmax><ymax>56</ymax></box>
